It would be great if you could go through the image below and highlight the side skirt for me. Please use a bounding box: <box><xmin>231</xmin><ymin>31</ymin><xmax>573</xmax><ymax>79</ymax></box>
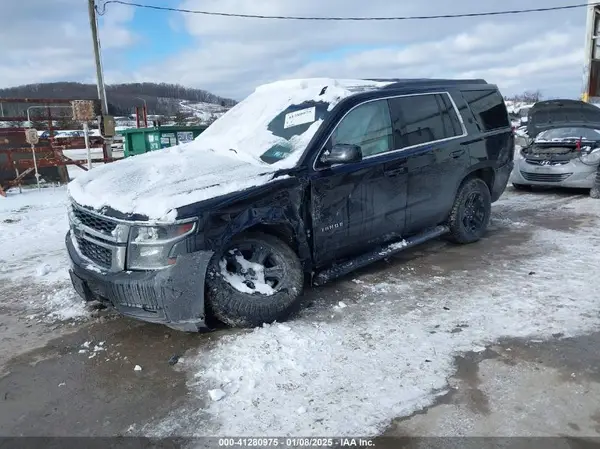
<box><xmin>313</xmin><ymin>225</ymin><xmax>449</xmax><ymax>286</ymax></box>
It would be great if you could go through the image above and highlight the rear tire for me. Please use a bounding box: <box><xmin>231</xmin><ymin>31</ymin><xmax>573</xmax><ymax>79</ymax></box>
<box><xmin>512</xmin><ymin>183</ymin><xmax>532</xmax><ymax>191</ymax></box>
<box><xmin>447</xmin><ymin>178</ymin><xmax>492</xmax><ymax>244</ymax></box>
<box><xmin>205</xmin><ymin>232</ymin><xmax>304</xmax><ymax>328</ymax></box>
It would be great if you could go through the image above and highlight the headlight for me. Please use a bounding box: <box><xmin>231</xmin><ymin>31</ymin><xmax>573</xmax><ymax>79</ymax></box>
<box><xmin>580</xmin><ymin>149</ymin><xmax>600</xmax><ymax>165</ymax></box>
<box><xmin>127</xmin><ymin>221</ymin><xmax>196</xmax><ymax>270</ymax></box>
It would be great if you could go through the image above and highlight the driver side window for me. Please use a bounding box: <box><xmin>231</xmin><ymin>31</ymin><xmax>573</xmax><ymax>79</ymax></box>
<box><xmin>331</xmin><ymin>99</ymin><xmax>393</xmax><ymax>158</ymax></box>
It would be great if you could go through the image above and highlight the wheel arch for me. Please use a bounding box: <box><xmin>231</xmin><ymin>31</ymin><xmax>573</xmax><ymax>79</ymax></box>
<box><xmin>220</xmin><ymin>219</ymin><xmax>313</xmax><ymax>272</ymax></box>
<box><xmin>462</xmin><ymin>166</ymin><xmax>495</xmax><ymax>194</ymax></box>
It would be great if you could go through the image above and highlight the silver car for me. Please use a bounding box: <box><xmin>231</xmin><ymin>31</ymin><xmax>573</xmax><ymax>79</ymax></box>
<box><xmin>510</xmin><ymin>99</ymin><xmax>600</xmax><ymax>191</ymax></box>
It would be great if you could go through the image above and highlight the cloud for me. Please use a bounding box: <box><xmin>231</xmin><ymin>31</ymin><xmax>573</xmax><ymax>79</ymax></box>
<box><xmin>127</xmin><ymin>0</ymin><xmax>588</xmax><ymax>99</ymax></box>
<box><xmin>0</xmin><ymin>0</ymin><xmax>136</xmax><ymax>87</ymax></box>
<box><xmin>0</xmin><ymin>0</ymin><xmax>590</xmax><ymax>101</ymax></box>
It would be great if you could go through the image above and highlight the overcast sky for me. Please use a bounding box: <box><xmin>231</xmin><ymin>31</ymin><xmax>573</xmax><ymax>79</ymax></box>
<box><xmin>0</xmin><ymin>0</ymin><xmax>590</xmax><ymax>100</ymax></box>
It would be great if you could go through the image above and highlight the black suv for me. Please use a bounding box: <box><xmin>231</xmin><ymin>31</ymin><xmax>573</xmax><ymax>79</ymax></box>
<box><xmin>66</xmin><ymin>78</ymin><xmax>513</xmax><ymax>331</ymax></box>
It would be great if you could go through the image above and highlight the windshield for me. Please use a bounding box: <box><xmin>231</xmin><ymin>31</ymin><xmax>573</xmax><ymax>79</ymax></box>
<box><xmin>183</xmin><ymin>78</ymin><xmax>393</xmax><ymax>168</ymax></box>
<box><xmin>536</xmin><ymin>127</ymin><xmax>600</xmax><ymax>142</ymax></box>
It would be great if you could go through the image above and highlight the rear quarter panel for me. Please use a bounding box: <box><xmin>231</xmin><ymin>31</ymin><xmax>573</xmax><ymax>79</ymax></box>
<box><xmin>452</xmin><ymin>89</ymin><xmax>514</xmax><ymax>199</ymax></box>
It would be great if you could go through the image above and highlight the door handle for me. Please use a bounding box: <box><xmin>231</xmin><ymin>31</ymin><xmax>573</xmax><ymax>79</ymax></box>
<box><xmin>451</xmin><ymin>149</ymin><xmax>465</xmax><ymax>159</ymax></box>
<box><xmin>384</xmin><ymin>166</ymin><xmax>408</xmax><ymax>176</ymax></box>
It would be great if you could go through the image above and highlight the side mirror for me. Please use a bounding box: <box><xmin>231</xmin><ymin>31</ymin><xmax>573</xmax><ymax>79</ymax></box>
<box><xmin>321</xmin><ymin>144</ymin><xmax>362</xmax><ymax>165</ymax></box>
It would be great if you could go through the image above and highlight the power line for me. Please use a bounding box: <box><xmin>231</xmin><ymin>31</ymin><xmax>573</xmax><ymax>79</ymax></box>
<box><xmin>96</xmin><ymin>0</ymin><xmax>600</xmax><ymax>21</ymax></box>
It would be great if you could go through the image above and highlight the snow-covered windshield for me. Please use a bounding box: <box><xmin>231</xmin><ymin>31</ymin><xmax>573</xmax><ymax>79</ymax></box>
<box><xmin>182</xmin><ymin>78</ymin><xmax>393</xmax><ymax>169</ymax></box>
<box><xmin>535</xmin><ymin>127</ymin><xmax>600</xmax><ymax>142</ymax></box>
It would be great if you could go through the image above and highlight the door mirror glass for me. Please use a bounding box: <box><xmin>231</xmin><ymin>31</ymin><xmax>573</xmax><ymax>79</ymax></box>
<box><xmin>321</xmin><ymin>144</ymin><xmax>362</xmax><ymax>165</ymax></box>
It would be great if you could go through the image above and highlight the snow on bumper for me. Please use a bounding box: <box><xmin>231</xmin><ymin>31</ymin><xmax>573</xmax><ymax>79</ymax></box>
<box><xmin>66</xmin><ymin>231</ymin><xmax>213</xmax><ymax>331</ymax></box>
<box><xmin>511</xmin><ymin>158</ymin><xmax>598</xmax><ymax>188</ymax></box>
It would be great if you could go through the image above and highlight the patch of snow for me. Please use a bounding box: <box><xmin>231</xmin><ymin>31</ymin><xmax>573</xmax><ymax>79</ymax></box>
<box><xmin>0</xmin><ymin>187</ymin><xmax>89</xmax><ymax>323</ymax></box>
<box><xmin>208</xmin><ymin>389</ymin><xmax>226</xmax><ymax>402</ymax></box>
<box><xmin>35</xmin><ymin>264</ymin><xmax>52</xmax><ymax>277</ymax></box>
<box><xmin>335</xmin><ymin>301</ymin><xmax>348</xmax><ymax>309</ymax></box>
<box><xmin>219</xmin><ymin>255</ymin><xmax>275</xmax><ymax>296</ymax></box>
<box><xmin>152</xmin><ymin>192</ymin><xmax>600</xmax><ymax>437</ymax></box>
<box><xmin>32</xmin><ymin>287</ymin><xmax>88</xmax><ymax>322</ymax></box>
<box><xmin>82</xmin><ymin>341</ymin><xmax>91</xmax><ymax>348</ymax></box>
<box><xmin>0</xmin><ymin>186</ymin><xmax>70</xmax><ymax>282</ymax></box>
<box><xmin>68</xmin><ymin>78</ymin><xmax>390</xmax><ymax>220</ymax></box>
<box><xmin>379</xmin><ymin>239</ymin><xmax>409</xmax><ymax>256</ymax></box>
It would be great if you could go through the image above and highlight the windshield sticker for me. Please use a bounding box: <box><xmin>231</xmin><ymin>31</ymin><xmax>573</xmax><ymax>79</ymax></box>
<box><xmin>284</xmin><ymin>107</ymin><xmax>316</xmax><ymax>129</ymax></box>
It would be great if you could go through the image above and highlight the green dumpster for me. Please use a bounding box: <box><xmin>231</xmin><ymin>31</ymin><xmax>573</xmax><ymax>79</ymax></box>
<box><xmin>120</xmin><ymin>125</ymin><xmax>208</xmax><ymax>157</ymax></box>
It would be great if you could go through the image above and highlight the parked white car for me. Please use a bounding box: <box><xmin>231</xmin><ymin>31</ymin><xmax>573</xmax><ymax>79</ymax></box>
<box><xmin>510</xmin><ymin>99</ymin><xmax>600</xmax><ymax>192</ymax></box>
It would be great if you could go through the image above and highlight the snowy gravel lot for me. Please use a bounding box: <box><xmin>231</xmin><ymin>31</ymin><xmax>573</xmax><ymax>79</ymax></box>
<box><xmin>148</xmin><ymin>188</ymin><xmax>600</xmax><ymax>437</ymax></box>
<box><xmin>1</xmin><ymin>185</ymin><xmax>599</xmax><ymax>438</ymax></box>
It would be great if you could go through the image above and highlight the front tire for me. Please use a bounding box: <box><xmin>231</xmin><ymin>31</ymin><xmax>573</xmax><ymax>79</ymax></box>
<box><xmin>447</xmin><ymin>178</ymin><xmax>492</xmax><ymax>244</ymax></box>
<box><xmin>205</xmin><ymin>232</ymin><xmax>304</xmax><ymax>328</ymax></box>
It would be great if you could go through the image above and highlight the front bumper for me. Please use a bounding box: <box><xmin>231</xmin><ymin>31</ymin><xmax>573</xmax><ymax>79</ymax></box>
<box><xmin>66</xmin><ymin>231</ymin><xmax>214</xmax><ymax>332</ymax></box>
<box><xmin>510</xmin><ymin>158</ymin><xmax>598</xmax><ymax>189</ymax></box>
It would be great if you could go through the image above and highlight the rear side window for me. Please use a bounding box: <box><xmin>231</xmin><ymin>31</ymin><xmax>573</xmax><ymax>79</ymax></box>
<box><xmin>389</xmin><ymin>93</ymin><xmax>463</xmax><ymax>149</ymax></box>
<box><xmin>462</xmin><ymin>90</ymin><xmax>509</xmax><ymax>131</ymax></box>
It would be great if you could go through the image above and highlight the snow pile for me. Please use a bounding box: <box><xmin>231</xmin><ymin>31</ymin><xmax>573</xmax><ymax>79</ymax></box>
<box><xmin>152</xmin><ymin>191</ymin><xmax>600</xmax><ymax>437</ymax></box>
<box><xmin>0</xmin><ymin>187</ymin><xmax>89</xmax><ymax>323</ymax></box>
<box><xmin>0</xmin><ymin>187</ymin><xmax>70</xmax><ymax>282</ymax></box>
<box><xmin>68</xmin><ymin>78</ymin><xmax>391</xmax><ymax>220</ymax></box>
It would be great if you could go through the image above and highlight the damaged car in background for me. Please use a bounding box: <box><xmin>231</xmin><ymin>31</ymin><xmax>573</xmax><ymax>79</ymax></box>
<box><xmin>511</xmin><ymin>99</ymin><xmax>600</xmax><ymax>194</ymax></box>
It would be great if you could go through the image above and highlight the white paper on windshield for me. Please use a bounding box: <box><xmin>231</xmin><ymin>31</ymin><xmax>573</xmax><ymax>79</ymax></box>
<box><xmin>284</xmin><ymin>107</ymin><xmax>316</xmax><ymax>129</ymax></box>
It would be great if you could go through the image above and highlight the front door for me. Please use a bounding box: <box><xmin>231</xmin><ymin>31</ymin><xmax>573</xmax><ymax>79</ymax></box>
<box><xmin>310</xmin><ymin>98</ymin><xmax>409</xmax><ymax>266</ymax></box>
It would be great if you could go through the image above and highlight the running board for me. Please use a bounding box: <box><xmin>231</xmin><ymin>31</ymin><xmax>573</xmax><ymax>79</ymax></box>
<box><xmin>313</xmin><ymin>225</ymin><xmax>449</xmax><ymax>286</ymax></box>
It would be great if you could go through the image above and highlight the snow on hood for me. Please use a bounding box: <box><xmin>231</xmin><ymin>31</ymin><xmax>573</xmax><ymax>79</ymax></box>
<box><xmin>68</xmin><ymin>78</ymin><xmax>391</xmax><ymax>221</ymax></box>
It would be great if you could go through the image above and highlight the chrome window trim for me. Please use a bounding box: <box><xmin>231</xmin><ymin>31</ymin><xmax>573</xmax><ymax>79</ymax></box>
<box><xmin>313</xmin><ymin>91</ymin><xmax>469</xmax><ymax>171</ymax></box>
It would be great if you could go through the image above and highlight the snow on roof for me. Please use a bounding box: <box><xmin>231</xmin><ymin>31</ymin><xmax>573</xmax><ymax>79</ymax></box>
<box><xmin>68</xmin><ymin>78</ymin><xmax>390</xmax><ymax>221</ymax></box>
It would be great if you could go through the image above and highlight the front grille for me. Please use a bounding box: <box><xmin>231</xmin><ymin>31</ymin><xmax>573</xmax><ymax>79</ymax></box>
<box><xmin>72</xmin><ymin>207</ymin><xmax>117</xmax><ymax>235</ymax></box>
<box><xmin>525</xmin><ymin>159</ymin><xmax>569</xmax><ymax>166</ymax></box>
<box><xmin>520</xmin><ymin>171</ymin><xmax>573</xmax><ymax>183</ymax></box>
<box><xmin>75</xmin><ymin>235</ymin><xmax>112</xmax><ymax>269</ymax></box>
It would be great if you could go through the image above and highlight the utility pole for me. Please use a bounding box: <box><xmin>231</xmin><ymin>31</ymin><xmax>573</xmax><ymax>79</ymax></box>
<box><xmin>88</xmin><ymin>0</ymin><xmax>112</xmax><ymax>158</ymax></box>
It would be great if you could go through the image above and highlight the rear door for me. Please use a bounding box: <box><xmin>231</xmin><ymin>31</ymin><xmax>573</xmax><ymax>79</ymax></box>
<box><xmin>310</xmin><ymin>99</ymin><xmax>409</xmax><ymax>266</ymax></box>
<box><xmin>388</xmin><ymin>92</ymin><xmax>469</xmax><ymax>233</ymax></box>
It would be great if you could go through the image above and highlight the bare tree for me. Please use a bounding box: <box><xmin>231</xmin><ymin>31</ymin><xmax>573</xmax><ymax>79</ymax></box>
<box><xmin>173</xmin><ymin>110</ymin><xmax>192</xmax><ymax>126</ymax></box>
<box><xmin>506</xmin><ymin>90</ymin><xmax>544</xmax><ymax>104</ymax></box>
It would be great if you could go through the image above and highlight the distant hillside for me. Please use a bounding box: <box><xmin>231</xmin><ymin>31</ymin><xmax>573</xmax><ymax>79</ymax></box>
<box><xmin>0</xmin><ymin>82</ymin><xmax>237</xmax><ymax>117</ymax></box>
